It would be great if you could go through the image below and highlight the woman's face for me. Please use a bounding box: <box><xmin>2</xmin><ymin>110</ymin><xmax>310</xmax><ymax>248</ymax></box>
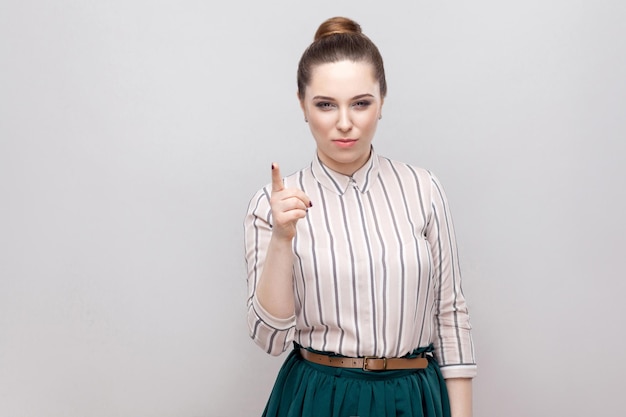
<box><xmin>300</xmin><ymin>60</ymin><xmax>384</xmax><ymax>176</ymax></box>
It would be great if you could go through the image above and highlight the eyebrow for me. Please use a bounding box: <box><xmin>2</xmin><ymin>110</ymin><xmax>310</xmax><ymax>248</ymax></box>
<box><xmin>312</xmin><ymin>93</ymin><xmax>376</xmax><ymax>101</ymax></box>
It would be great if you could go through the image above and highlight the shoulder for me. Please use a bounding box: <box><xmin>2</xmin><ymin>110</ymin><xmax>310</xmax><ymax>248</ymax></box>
<box><xmin>245</xmin><ymin>185</ymin><xmax>271</xmax><ymax>223</ymax></box>
<box><xmin>376</xmin><ymin>154</ymin><xmax>437</xmax><ymax>185</ymax></box>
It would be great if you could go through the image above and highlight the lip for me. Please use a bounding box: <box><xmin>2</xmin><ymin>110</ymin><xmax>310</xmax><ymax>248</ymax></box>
<box><xmin>333</xmin><ymin>138</ymin><xmax>358</xmax><ymax>148</ymax></box>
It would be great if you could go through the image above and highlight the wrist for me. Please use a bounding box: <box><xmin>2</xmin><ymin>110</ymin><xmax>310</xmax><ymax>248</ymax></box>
<box><xmin>270</xmin><ymin>233</ymin><xmax>294</xmax><ymax>245</ymax></box>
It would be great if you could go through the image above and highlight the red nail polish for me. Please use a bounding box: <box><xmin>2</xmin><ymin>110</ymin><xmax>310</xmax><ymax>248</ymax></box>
<box><xmin>309</xmin><ymin>201</ymin><xmax>313</xmax><ymax>208</ymax></box>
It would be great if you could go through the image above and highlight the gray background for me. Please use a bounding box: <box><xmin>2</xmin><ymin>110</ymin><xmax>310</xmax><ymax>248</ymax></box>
<box><xmin>1</xmin><ymin>1</ymin><xmax>624</xmax><ymax>416</ymax></box>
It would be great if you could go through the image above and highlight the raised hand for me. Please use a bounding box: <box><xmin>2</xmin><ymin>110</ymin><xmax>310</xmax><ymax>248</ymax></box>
<box><xmin>270</xmin><ymin>163</ymin><xmax>312</xmax><ymax>241</ymax></box>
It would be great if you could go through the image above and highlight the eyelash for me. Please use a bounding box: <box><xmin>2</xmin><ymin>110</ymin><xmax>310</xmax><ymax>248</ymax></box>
<box><xmin>315</xmin><ymin>102</ymin><xmax>335</xmax><ymax>110</ymax></box>
<box><xmin>314</xmin><ymin>101</ymin><xmax>372</xmax><ymax>110</ymax></box>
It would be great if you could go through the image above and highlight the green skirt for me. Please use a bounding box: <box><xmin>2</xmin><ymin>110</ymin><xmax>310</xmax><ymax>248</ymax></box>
<box><xmin>262</xmin><ymin>344</ymin><xmax>450</xmax><ymax>417</ymax></box>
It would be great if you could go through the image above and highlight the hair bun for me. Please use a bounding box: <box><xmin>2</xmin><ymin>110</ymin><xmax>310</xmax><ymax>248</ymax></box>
<box><xmin>314</xmin><ymin>16</ymin><xmax>362</xmax><ymax>41</ymax></box>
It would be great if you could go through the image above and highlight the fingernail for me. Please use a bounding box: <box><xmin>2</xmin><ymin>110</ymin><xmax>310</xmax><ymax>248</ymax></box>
<box><xmin>309</xmin><ymin>201</ymin><xmax>313</xmax><ymax>208</ymax></box>
<box><xmin>271</xmin><ymin>163</ymin><xmax>275</xmax><ymax>170</ymax></box>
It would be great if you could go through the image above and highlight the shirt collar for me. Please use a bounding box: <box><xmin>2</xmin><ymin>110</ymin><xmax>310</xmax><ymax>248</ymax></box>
<box><xmin>311</xmin><ymin>148</ymin><xmax>380</xmax><ymax>195</ymax></box>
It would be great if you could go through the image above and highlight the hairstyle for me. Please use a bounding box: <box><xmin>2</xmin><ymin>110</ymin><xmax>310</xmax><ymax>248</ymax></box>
<box><xmin>297</xmin><ymin>17</ymin><xmax>387</xmax><ymax>100</ymax></box>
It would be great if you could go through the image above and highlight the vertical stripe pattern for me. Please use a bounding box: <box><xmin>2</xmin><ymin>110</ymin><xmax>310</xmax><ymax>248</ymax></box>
<box><xmin>244</xmin><ymin>151</ymin><xmax>477</xmax><ymax>379</ymax></box>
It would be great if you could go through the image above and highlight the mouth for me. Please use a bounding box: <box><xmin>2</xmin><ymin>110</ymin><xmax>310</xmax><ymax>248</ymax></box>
<box><xmin>333</xmin><ymin>138</ymin><xmax>358</xmax><ymax>148</ymax></box>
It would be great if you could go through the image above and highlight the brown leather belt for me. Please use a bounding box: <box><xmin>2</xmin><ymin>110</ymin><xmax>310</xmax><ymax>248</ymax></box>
<box><xmin>299</xmin><ymin>348</ymin><xmax>429</xmax><ymax>371</ymax></box>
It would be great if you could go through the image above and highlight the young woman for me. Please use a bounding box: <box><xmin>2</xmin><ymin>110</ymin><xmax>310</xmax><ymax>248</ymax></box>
<box><xmin>244</xmin><ymin>16</ymin><xmax>476</xmax><ymax>417</ymax></box>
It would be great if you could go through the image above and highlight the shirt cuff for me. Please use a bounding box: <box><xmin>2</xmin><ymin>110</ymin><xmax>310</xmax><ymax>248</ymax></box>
<box><xmin>439</xmin><ymin>364</ymin><xmax>477</xmax><ymax>379</ymax></box>
<box><xmin>252</xmin><ymin>295</ymin><xmax>296</xmax><ymax>330</ymax></box>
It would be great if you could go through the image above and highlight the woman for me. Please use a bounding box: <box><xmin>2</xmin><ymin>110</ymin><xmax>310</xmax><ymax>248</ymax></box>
<box><xmin>244</xmin><ymin>16</ymin><xmax>476</xmax><ymax>417</ymax></box>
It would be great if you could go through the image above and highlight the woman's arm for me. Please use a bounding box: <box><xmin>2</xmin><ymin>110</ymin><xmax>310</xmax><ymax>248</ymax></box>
<box><xmin>254</xmin><ymin>233</ymin><xmax>298</xmax><ymax>319</ymax></box>
<box><xmin>424</xmin><ymin>171</ymin><xmax>477</xmax><ymax>412</ymax></box>
<box><xmin>244</xmin><ymin>163</ymin><xmax>311</xmax><ymax>354</ymax></box>
<box><xmin>255</xmin><ymin>163</ymin><xmax>311</xmax><ymax>318</ymax></box>
<box><xmin>446</xmin><ymin>378</ymin><xmax>473</xmax><ymax>417</ymax></box>
<box><xmin>426</xmin><ymin>172</ymin><xmax>477</xmax><ymax>375</ymax></box>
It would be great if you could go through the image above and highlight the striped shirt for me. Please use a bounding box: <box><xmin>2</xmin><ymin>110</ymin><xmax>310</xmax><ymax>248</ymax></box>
<box><xmin>244</xmin><ymin>150</ymin><xmax>477</xmax><ymax>379</ymax></box>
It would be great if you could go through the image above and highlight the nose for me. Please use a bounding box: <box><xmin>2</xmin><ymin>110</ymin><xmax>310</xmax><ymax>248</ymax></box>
<box><xmin>336</xmin><ymin>108</ymin><xmax>353</xmax><ymax>132</ymax></box>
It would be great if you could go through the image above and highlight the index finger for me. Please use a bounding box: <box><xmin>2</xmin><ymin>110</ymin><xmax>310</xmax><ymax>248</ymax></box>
<box><xmin>271</xmin><ymin>162</ymin><xmax>284</xmax><ymax>192</ymax></box>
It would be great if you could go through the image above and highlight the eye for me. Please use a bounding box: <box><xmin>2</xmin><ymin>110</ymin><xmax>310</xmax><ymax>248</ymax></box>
<box><xmin>315</xmin><ymin>102</ymin><xmax>335</xmax><ymax>110</ymax></box>
<box><xmin>353</xmin><ymin>100</ymin><xmax>372</xmax><ymax>109</ymax></box>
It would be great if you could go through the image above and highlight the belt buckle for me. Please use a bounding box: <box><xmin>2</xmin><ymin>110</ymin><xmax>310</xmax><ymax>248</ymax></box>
<box><xmin>362</xmin><ymin>356</ymin><xmax>386</xmax><ymax>371</ymax></box>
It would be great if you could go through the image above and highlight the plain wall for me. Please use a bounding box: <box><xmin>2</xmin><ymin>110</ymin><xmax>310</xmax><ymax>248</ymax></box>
<box><xmin>1</xmin><ymin>1</ymin><xmax>625</xmax><ymax>416</ymax></box>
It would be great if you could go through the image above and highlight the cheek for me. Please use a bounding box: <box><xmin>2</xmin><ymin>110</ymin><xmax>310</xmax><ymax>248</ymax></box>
<box><xmin>308</xmin><ymin>114</ymin><xmax>333</xmax><ymax>133</ymax></box>
<box><xmin>307</xmin><ymin>121</ymin><xmax>327</xmax><ymax>145</ymax></box>
<box><xmin>356</xmin><ymin>113</ymin><xmax>379</xmax><ymax>131</ymax></box>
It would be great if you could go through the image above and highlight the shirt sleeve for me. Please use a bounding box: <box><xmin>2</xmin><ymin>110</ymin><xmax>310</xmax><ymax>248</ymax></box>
<box><xmin>243</xmin><ymin>186</ymin><xmax>296</xmax><ymax>356</ymax></box>
<box><xmin>426</xmin><ymin>172</ymin><xmax>477</xmax><ymax>379</ymax></box>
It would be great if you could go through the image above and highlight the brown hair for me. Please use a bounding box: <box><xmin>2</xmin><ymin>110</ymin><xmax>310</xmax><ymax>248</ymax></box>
<box><xmin>297</xmin><ymin>17</ymin><xmax>387</xmax><ymax>100</ymax></box>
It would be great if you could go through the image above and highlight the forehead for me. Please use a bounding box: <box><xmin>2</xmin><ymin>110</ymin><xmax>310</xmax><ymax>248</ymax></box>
<box><xmin>306</xmin><ymin>60</ymin><xmax>379</xmax><ymax>98</ymax></box>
